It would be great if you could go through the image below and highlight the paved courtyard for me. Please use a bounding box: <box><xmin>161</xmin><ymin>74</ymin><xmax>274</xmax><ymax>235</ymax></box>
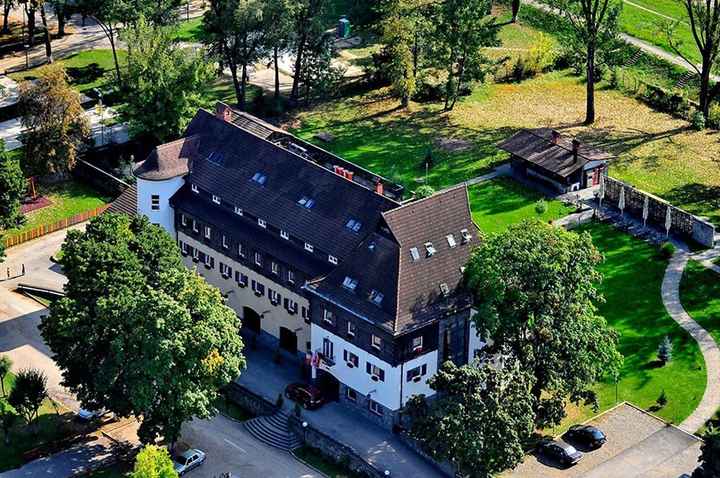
<box><xmin>504</xmin><ymin>403</ymin><xmax>701</xmax><ymax>478</ymax></box>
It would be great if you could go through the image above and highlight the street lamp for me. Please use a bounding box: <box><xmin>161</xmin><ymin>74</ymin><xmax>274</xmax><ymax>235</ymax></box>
<box><xmin>94</xmin><ymin>88</ymin><xmax>105</xmax><ymax>145</ymax></box>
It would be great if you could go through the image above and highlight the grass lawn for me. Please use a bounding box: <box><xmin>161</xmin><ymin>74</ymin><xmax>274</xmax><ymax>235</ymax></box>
<box><xmin>9</xmin><ymin>49</ymin><xmax>127</xmax><ymax>95</ymax></box>
<box><xmin>468</xmin><ymin>178</ymin><xmax>575</xmax><ymax>235</ymax></box>
<box><xmin>172</xmin><ymin>17</ymin><xmax>205</xmax><ymax>43</ymax></box>
<box><xmin>2</xmin><ymin>181</ymin><xmax>110</xmax><ymax>238</ymax></box>
<box><xmin>681</xmin><ymin>260</ymin><xmax>720</xmax><ymax>346</ymax></box>
<box><xmin>556</xmin><ymin>222</ymin><xmax>705</xmax><ymax>430</ymax></box>
<box><xmin>293</xmin><ymin>446</ymin><xmax>354</xmax><ymax>478</ymax></box>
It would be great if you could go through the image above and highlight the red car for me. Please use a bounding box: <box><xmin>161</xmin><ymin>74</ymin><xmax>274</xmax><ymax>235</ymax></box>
<box><xmin>285</xmin><ymin>383</ymin><xmax>325</xmax><ymax>410</ymax></box>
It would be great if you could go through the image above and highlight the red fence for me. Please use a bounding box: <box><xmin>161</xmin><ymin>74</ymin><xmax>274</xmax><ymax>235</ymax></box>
<box><xmin>2</xmin><ymin>205</ymin><xmax>110</xmax><ymax>249</ymax></box>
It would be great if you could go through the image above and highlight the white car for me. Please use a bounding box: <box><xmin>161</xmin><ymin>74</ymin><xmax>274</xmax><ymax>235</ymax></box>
<box><xmin>76</xmin><ymin>408</ymin><xmax>106</xmax><ymax>421</ymax></box>
<box><xmin>173</xmin><ymin>449</ymin><xmax>206</xmax><ymax>475</ymax></box>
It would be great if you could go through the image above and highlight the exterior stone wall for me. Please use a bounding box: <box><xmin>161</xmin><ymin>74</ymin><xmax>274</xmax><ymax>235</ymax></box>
<box><xmin>337</xmin><ymin>383</ymin><xmax>396</xmax><ymax>430</ymax></box>
<box><xmin>397</xmin><ymin>433</ymin><xmax>456</xmax><ymax>478</ymax></box>
<box><xmin>223</xmin><ymin>382</ymin><xmax>278</xmax><ymax>417</ymax></box>
<box><xmin>288</xmin><ymin>415</ymin><xmax>384</xmax><ymax>478</ymax></box>
<box><xmin>604</xmin><ymin>177</ymin><xmax>716</xmax><ymax>247</ymax></box>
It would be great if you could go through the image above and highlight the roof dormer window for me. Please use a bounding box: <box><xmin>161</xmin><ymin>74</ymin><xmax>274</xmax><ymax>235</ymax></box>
<box><xmin>440</xmin><ymin>283</ymin><xmax>450</xmax><ymax>297</ymax></box>
<box><xmin>345</xmin><ymin>219</ymin><xmax>362</xmax><ymax>232</ymax></box>
<box><xmin>446</xmin><ymin>234</ymin><xmax>457</xmax><ymax>248</ymax></box>
<box><xmin>297</xmin><ymin>196</ymin><xmax>316</xmax><ymax>209</ymax></box>
<box><xmin>369</xmin><ymin>289</ymin><xmax>384</xmax><ymax>306</ymax></box>
<box><xmin>212</xmin><ymin>195</ymin><xmax>221</xmax><ymax>204</ymax></box>
<box><xmin>461</xmin><ymin>229</ymin><xmax>472</xmax><ymax>244</ymax></box>
<box><xmin>280</xmin><ymin>230</ymin><xmax>290</xmax><ymax>240</ymax></box>
<box><xmin>328</xmin><ymin>255</ymin><xmax>338</xmax><ymax>265</ymax></box>
<box><xmin>342</xmin><ymin>276</ymin><xmax>358</xmax><ymax>291</ymax></box>
<box><xmin>191</xmin><ymin>184</ymin><xmax>199</xmax><ymax>193</ymax></box>
<box><xmin>258</xmin><ymin>218</ymin><xmax>267</xmax><ymax>228</ymax></box>
<box><xmin>410</xmin><ymin>247</ymin><xmax>420</xmax><ymax>262</ymax></box>
<box><xmin>425</xmin><ymin>242</ymin><xmax>436</xmax><ymax>257</ymax></box>
<box><xmin>251</xmin><ymin>172</ymin><xmax>267</xmax><ymax>185</ymax></box>
<box><xmin>234</xmin><ymin>206</ymin><xmax>243</xmax><ymax>216</ymax></box>
<box><xmin>304</xmin><ymin>243</ymin><xmax>314</xmax><ymax>253</ymax></box>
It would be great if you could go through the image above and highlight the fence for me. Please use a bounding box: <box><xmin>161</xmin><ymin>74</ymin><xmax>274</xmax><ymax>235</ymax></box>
<box><xmin>2</xmin><ymin>205</ymin><xmax>109</xmax><ymax>249</ymax></box>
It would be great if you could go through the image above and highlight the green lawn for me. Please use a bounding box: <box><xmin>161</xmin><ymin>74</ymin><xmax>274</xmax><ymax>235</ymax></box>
<box><xmin>469</xmin><ymin>178</ymin><xmax>575</xmax><ymax>235</ymax></box>
<box><xmin>293</xmin><ymin>446</ymin><xmax>354</xmax><ymax>478</ymax></box>
<box><xmin>172</xmin><ymin>17</ymin><xmax>205</xmax><ymax>43</ymax></box>
<box><xmin>558</xmin><ymin>222</ymin><xmax>706</xmax><ymax>429</ymax></box>
<box><xmin>681</xmin><ymin>260</ymin><xmax>720</xmax><ymax>346</ymax></box>
<box><xmin>2</xmin><ymin>181</ymin><xmax>110</xmax><ymax>238</ymax></box>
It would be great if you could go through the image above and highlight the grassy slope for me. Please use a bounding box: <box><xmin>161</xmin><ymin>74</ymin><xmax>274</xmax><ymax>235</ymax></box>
<box><xmin>468</xmin><ymin>178</ymin><xmax>575</xmax><ymax>235</ymax></box>
<box><xmin>559</xmin><ymin>222</ymin><xmax>705</xmax><ymax>428</ymax></box>
<box><xmin>681</xmin><ymin>260</ymin><xmax>720</xmax><ymax>345</ymax></box>
<box><xmin>173</xmin><ymin>17</ymin><xmax>205</xmax><ymax>42</ymax></box>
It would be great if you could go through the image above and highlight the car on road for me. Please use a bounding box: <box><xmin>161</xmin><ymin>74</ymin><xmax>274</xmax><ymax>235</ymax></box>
<box><xmin>537</xmin><ymin>439</ymin><xmax>583</xmax><ymax>467</ymax></box>
<box><xmin>173</xmin><ymin>449</ymin><xmax>206</xmax><ymax>476</ymax></box>
<box><xmin>284</xmin><ymin>383</ymin><xmax>325</xmax><ymax>410</ymax></box>
<box><xmin>564</xmin><ymin>424</ymin><xmax>607</xmax><ymax>449</ymax></box>
<box><xmin>76</xmin><ymin>408</ymin><xmax>107</xmax><ymax>421</ymax></box>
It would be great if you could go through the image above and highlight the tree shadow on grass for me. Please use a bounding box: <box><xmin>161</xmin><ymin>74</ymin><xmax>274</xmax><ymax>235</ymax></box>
<box><xmin>663</xmin><ymin>183</ymin><xmax>720</xmax><ymax>224</ymax></box>
<box><xmin>65</xmin><ymin>63</ymin><xmax>105</xmax><ymax>88</ymax></box>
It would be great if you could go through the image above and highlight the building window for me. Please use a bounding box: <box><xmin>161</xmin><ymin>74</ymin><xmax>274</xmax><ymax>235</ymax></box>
<box><xmin>346</xmin><ymin>388</ymin><xmax>357</xmax><ymax>402</ymax></box>
<box><xmin>192</xmin><ymin>220</ymin><xmax>198</xmax><ymax>233</ymax></box>
<box><xmin>212</xmin><ymin>195</ymin><xmax>221</xmax><ymax>204</ymax></box>
<box><xmin>192</xmin><ymin>248</ymin><xmax>199</xmax><ymax>261</ymax></box>
<box><xmin>191</xmin><ymin>184</ymin><xmax>199</xmax><ymax>193</ymax></box>
<box><xmin>342</xmin><ymin>276</ymin><xmax>358</xmax><ymax>292</ymax></box>
<box><xmin>271</xmin><ymin>262</ymin><xmax>279</xmax><ymax>275</ymax></box>
<box><xmin>280</xmin><ymin>230</ymin><xmax>290</xmax><ymax>240</ymax></box>
<box><xmin>180</xmin><ymin>241</ymin><xmax>188</xmax><ymax>255</ymax></box>
<box><xmin>234</xmin><ymin>206</ymin><xmax>243</xmax><ymax>216</ymax></box>
<box><xmin>424</xmin><ymin>242</ymin><xmax>436</xmax><ymax>257</ymax></box>
<box><xmin>236</xmin><ymin>271</ymin><xmax>248</xmax><ymax>287</ymax></box>
<box><xmin>204</xmin><ymin>254</ymin><xmax>214</xmax><ymax>269</ymax></box>
<box><xmin>285</xmin><ymin>298</ymin><xmax>298</xmax><ymax>314</ymax></box>
<box><xmin>222</xmin><ymin>235</ymin><xmax>229</xmax><ymax>249</ymax></box>
<box><xmin>371</xmin><ymin>334</ymin><xmax>382</xmax><ymax>350</ymax></box>
<box><xmin>461</xmin><ymin>228</ymin><xmax>472</xmax><ymax>244</ymax></box>
<box><xmin>345</xmin><ymin>218</ymin><xmax>362</xmax><ymax>232</ymax></box>
<box><xmin>446</xmin><ymin>234</ymin><xmax>457</xmax><ymax>248</ymax></box>
<box><xmin>180</xmin><ymin>214</ymin><xmax>187</xmax><ymax>226</ymax></box>
<box><xmin>369</xmin><ymin>289</ymin><xmax>383</xmax><ymax>306</ymax></box>
<box><xmin>440</xmin><ymin>283</ymin><xmax>450</xmax><ymax>297</ymax></box>
<box><xmin>410</xmin><ymin>247</ymin><xmax>420</xmax><ymax>262</ymax></box>
<box><xmin>258</xmin><ymin>218</ymin><xmax>267</xmax><ymax>228</ymax></box>
<box><xmin>304</xmin><ymin>243</ymin><xmax>314</xmax><ymax>253</ymax></box>
<box><xmin>151</xmin><ymin>195</ymin><xmax>160</xmax><ymax>211</ymax></box>
<box><xmin>368</xmin><ymin>400</ymin><xmax>383</xmax><ymax>416</ymax></box>
<box><xmin>301</xmin><ymin>306</ymin><xmax>310</xmax><ymax>324</ymax></box>
<box><xmin>252</xmin><ymin>280</ymin><xmax>265</xmax><ymax>297</ymax></box>
<box><xmin>287</xmin><ymin>269</ymin><xmax>295</xmax><ymax>285</ymax></box>
<box><xmin>343</xmin><ymin>350</ymin><xmax>359</xmax><ymax>368</ymax></box>
<box><xmin>220</xmin><ymin>262</ymin><xmax>231</xmax><ymax>278</ymax></box>
<box><xmin>406</xmin><ymin>364</ymin><xmax>428</xmax><ymax>383</ymax></box>
<box><xmin>412</xmin><ymin>336</ymin><xmax>423</xmax><ymax>352</ymax></box>
<box><xmin>251</xmin><ymin>172</ymin><xmax>267</xmax><ymax>185</ymax></box>
<box><xmin>347</xmin><ymin>321</ymin><xmax>356</xmax><ymax>338</ymax></box>
<box><xmin>269</xmin><ymin>289</ymin><xmax>281</xmax><ymax>306</ymax></box>
<box><xmin>366</xmin><ymin>363</ymin><xmax>385</xmax><ymax>382</ymax></box>
<box><xmin>323</xmin><ymin>309</ymin><xmax>334</xmax><ymax>325</ymax></box>
<box><xmin>204</xmin><ymin>226</ymin><xmax>212</xmax><ymax>239</ymax></box>
<box><xmin>238</xmin><ymin>243</ymin><xmax>246</xmax><ymax>258</ymax></box>
<box><xmin>328</xmin><ymin>255</ymin><xmax>338</xmax><ymax>265</ymax></box>
<box><xmin>322</xmin><ymin>338</ymin><xmax>334</xmax><ymax>361</ymax></box>
<box><xmin>254</xmin><ymin>251</ymin><xmax>262</xmax><ymax>266</ymax></box>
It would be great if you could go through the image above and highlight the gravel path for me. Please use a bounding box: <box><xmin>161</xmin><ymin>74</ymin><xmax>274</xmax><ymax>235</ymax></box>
<box><xmin>661</xmin><ymin>250</ymin><xmax>720</xmax><ymax>433</ymax></box>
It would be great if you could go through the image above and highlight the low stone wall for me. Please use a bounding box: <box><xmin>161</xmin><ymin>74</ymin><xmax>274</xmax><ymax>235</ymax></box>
<box><xmin>223</xmin><ymin>382</ymin><xmax>278</xmax><ymax>417</ymax></box>
<box><xmin>604</xmin><ymin>177</ymin><xmax>716</xmax><ymax>247</ymax></box>
<box><xmin>397</xmin><ymin>433</ymin><xmax>456</xmax><ymax>477</ymax></box>
<box><xmin>288</xmin><ymin>415</ymin><xmax>384</xmax><ymax>478</ymax></box>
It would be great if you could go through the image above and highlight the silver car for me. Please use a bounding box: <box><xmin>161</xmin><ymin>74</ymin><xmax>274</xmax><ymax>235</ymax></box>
<box><xmin>173</xmin><ymin>449</ymin><xmax>206</xmax><ymax>475</ymax></box>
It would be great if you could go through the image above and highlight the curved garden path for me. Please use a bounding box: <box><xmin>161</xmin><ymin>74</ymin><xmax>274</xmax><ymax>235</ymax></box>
<box><xmin>661</xmin><ymin>249</ymin><xmax>720</xmax><ymax>433</ymax></box>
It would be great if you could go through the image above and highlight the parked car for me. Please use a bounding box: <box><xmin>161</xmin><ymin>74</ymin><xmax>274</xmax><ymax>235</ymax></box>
<box><xmin>284</xmin><ymin>383</ymin><xmax>325</xmax><ymax>410</ymax></box>
<box><xmin>173</xmin><ymin>449</ymin><xmax>206</xmax><ymax>476</ymax></box>
<box><xmin>564</xmin><ymin>424</ymin><xmax>607</xmax><ymax>449</ymax></box>
<box><xmin>76</xmin><ymin>408</ymin><xmax>107</xmax><ymax>421</ymax></box>
<box><xmin>537</xmin><ymin>439</ymin><xmax>582</xmax><ymax>467</ymax></box>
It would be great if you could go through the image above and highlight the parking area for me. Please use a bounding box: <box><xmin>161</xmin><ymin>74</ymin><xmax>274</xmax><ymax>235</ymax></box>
<box><xmin>504</xmin><ymin>403</ymin><xmax>702</xmax><ymax>478</ymax></box>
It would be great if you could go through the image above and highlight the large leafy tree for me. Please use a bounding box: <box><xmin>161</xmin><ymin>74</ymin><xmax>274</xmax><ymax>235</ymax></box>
<box><xmin>289</xmin><ymin>0</ymin><xmax>327</xmax><ymax>102</ymax></box>
<box><xmin>262</xmin><ymin>0</ymin><xmax>296</xmax><ymax>106</ymax></box>
<box><xmin>1</xmin><ymin>0</ymin><xmax>14</xmax><ymax>34</ymax></box>
<box><xmin>544</xmin><ymin>0</ymin><xmax>621</xmax><ymax>124</ymax></box>
<box><xmin>41</xmin><ymin>214</ymin><xmax>245</xmax><ymax>446</ymax></box>
<box><xmin>8</xmin><ymin>368</ymin><xmax>47</xmax><ymax>431</ymax></box>
<box><xmin>0</xmin><ymin>140</ymin><xmax>25</xmax><ymax>229</ymax></box>
<box><xmin>429</xmin><ymin>0</ymin><xmax>499</xmax><ymax>110</ymax></box>
<box><xmin>465</xmin><ymin>220</ymin><xmax>623</xmax><ymax>429</ymax></box>
<box><xmin>0</xmin><ymin>399</ymin><xmax>17</xmax><ymax>445</ymax></box>
<box><xmin>131</xmin><ymin>445</ymin><xmax>179</xmax><ymax>478</ymax></box>
<box><xmin>406</xmin><ymin>356</ymin><xmax>535</xmax><ymax>477</ymax></box>
<box><xmin>693</xmin><ymin>424</ymin><xmax>720</xmax><ymax>478</ymax></box>
<box><xmin>18</xmin><ymin>64</ymin><xmax>90</xmax><ymax>177</ymax></box>
<box><xmin>120</xmin><ymin>17</ymin><xmax>214</xmax><ymax>143</ymax></box>
<box><xmin>380</xmin><ymin>0</ymin><xmax>423</xmax><ymax>107</ymax></box>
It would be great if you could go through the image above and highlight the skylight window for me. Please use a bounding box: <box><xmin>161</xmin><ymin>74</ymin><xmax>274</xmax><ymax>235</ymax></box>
<box><xmin>207</xmin><ymin>151</ymin><xmax>225</xmax><ymax>165</ymax></box>
<box><xmin>342</xmin><ymin>276</ymin><xmax>358</xmax><ymax>291</ymax></box>
<box><xmin>345</xmin><ymin>219</ymin><xmax>362</xmax><ymax>232</ymax></box>
<box><xmin>297</xmin><ymin>196</ymin><xmax>315</xmax><ymax>209</ymax></box>
<box><xmin>461</xmin><ymin>229</ymin><xmax>472</xmax><ymax>244</ymax></box>
<box><xmin>440</xmin><ymin>283</ymin><xmax>450</xmax><ymax>297</ymax></box>
<box><xmin>369</xmin><ymin>289</ymin><xmax>384</xmax><ymax>306</ymax></box>
<box><xmin>425</xmin><ymin>242</ymin><xmax>436</xmax><ymax>257</ymax></box>
<box><xmin>446</xmin><ymin>234</ymin><xmax>457</xmax><ymax>248</ymax></box>
<box><xmin>251</xmin><ymin>172</ymin><xmax>267</xmax><ymax>185</ymax></box>
<box><xmin>410</xmin><ymin>247</ymin><xmax>420</xmax><ymax>261</ymax></box>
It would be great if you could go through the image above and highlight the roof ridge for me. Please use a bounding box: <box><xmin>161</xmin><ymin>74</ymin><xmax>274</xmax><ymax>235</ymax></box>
<box><xmin>521</xmin><ymin>128</ymin><xmax>602</xmax><ymax>161</ymax></box>
<box><xmin>383</xmin><ymin>183</ymin><xmax>468</xmax><ymax>219</ymax></box>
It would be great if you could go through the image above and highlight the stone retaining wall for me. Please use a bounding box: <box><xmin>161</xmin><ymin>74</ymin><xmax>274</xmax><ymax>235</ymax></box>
<box><xmin>604</xmin><ymin>177</ymin><xmax>716</xmax><ymax>247</ymax></box>
<box><xmin>223</xmin><ymin>382</ymin><xmax>278</xmax><ymax>417</ymax></box>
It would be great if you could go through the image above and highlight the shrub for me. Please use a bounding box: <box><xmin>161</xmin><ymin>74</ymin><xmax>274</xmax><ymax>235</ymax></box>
<box><xmin>657</xmin><ymin>389</ymin><xmax>668</xmax><ymax>408</ymax></box>
<box><xmin>507</xmin><ymin>33</ymin><xmax>558</xmax><ymax>82</ymax></box>
<box><xmin>415</xmin><ymin>185</ymin><xmax>436</xmax><ymax>199</ymax></box>
<box><xmin>708</xmin><ymin>103</ymin><xmax>720</xmax><ymax>130</ymax></box>
<box><xmin>691</xmin><ymin>110</ymin><xmax>706</xmax><ymax>130</ymax></box>
<box><xmin>131</xmin><ymin>445</ymin><xmax>178</xmax><ymax>478</ymax></box>
<box><xmin>658</xmin><ymin>335</ymin><xmax>673</xmax><ymax>364</ymax></box>
<box><xmin>535</xmin><ymin>199</ymin><xmax>548</xmax><ymax>215</ymax></box>
<box><xmin>660</xmin><ymin>242</ymin><xmax>676</xmax><ymax>259</ymax></box>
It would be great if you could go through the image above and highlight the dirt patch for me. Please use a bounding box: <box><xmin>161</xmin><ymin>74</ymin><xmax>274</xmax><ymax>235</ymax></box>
<box><xmin>435</xmin><ymin>137</ymin><xmax>473</xmax><ymax>152</ymax></box>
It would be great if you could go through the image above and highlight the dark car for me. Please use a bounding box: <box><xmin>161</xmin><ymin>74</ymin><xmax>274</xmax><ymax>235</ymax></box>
<box><xmin>565</xmin><ymin>424</ymin><xmax>607</xmax><ymax>449</ymax></box>
<box><xmin>538</xmin><ymin>439</ymin><xmax>583</xmax><ymax>467</ymax></box>
<box><xmin>284</xmin><ymin>383</ymin><xmax>325</xmax><ymax>410</ymax></box>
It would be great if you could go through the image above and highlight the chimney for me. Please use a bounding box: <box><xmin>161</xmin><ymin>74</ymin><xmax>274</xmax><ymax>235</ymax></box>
<box><xmin>375</xmin><ymin>180</ymin><xmax>384</xmax><ymax>196</ymax></box>
<box><xmin>215</xmin><ymin>102</ymin><xmax>232</xmax><ymax>122</ymax></box>
<box><xmin>551</xmin><ymin>130</ymin><xmax>561</xmax><ymax>144</ymax></box>
<box><xmin>572</xmin><ymin>139</ymin><xmax>581</xmax><ymax>163</ymax></box>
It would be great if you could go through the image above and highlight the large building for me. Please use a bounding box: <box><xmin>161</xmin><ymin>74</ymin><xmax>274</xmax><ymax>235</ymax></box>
<box><xmin>129</xmin><ymin>102</ymin><xmax>484</xmax><ymax>427</ymax></box>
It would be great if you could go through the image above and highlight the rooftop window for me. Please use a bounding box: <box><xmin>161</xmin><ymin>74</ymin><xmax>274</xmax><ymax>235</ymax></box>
<box><xmin>345</xmin><ymin>219</ymin><xmax>362</xmax><ymax>232</ymax></box>
<box><xmin>446</xmin><ymin>234</ymin><xmax>457</xmax><ymax>248</ymax></box>
<box><xmin>440</xmin><ymin>283</ymin><xmax>450</xmax><ymax>297</ymax></box>
<box><xmin>410</xmin><ymin>247</ymin><xmax>420</xmax><ymax>261</ymax></box>
<box><xmin>461</xmin><ymin>229</ymin><xmax>472</xmax><ymax>244</ymax></box>
<box><xmin>342</xmin><ymin>276</ymin><xmax>358</xmax><ymax>292</ymax></box>
<box><xmin>297</xmin><ymin>196</ymin><xmax>316</xmax><ymax>209</ymax></box>
<box><xmin>207</xmin><ymin>151</ymin><xmax>225</xmax><ymax>166</ymax></box>
<box><xmin>425</xmin><ymin>242</ymin><xmax>436</xmax><ymax>257</ymax></box>
<box><xmin>369</xmin><ymin>289</ymin><xmax>384</xmax><ymax>306</ymax></box>
<box><xmin>251</xmin><ymin>172</ymin><xmax>267</xmax><ymax>185</ymax></box>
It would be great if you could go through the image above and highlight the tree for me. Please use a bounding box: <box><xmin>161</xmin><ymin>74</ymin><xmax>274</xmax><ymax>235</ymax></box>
<box><xmin>511</xmin><ymin>0</ymin><xmax>521</xmax><ymax>22</ymax></box>
<box><xmin>120</xmin><ymin>17</ymin><xmax>215</xmax><ymax>143</ymax></box>
<box><xmin>1</xmin><ymin>0</ymin><xmax>15</xmax><ymax>34</ymax></box>
<box><xmin>8</xmin><ymin>368</ymin><xmax>47</xmax><ymax>431</ymax></box>
<box><xmin>76</xmin><ymin>0</ymin><xmax>132</xmax><ymax>82</ymax></box>
<box><xmin>262</xmin><ymin>0</ymin><xmax>296</xmax><ymax>106</ymax></box>
<box><xmin>465</xmin><ymin>220</ymin><xmax>623</xmax><ymax>428</ymax></box>
<box><xmin>429</xmin><ymin>0</ymin><xmax>499</xmax><ymax>110</ymax></box>
<box><xmin>544</xmin><ymin>0</ymin><xmax>621</xmax><ymax>124</ymax></box>
<box><xmin>0</xmin><ymin>355</ymin><xmax>12</xmax><ymax>397</ymax></box>
<box><xmin>693</xmin><ymin>424</ymin><xmax>720</xmax><ymax>478</ymax></box>
<box><xmin>131</xmin><ymin>445</ymin><xmax>179</xmax><ymax>478</ymax></box>
<box><xmin>300</xmin><ymin>32</ymin><xmax>346</xmax><ymax>103</ymax></box>
<box><xmin>18</xmin><ymin>63</ymin><xmax>90</xmax><ymax>177</ymax></box>
<box><xmin>0</xmin><ymin>399</ymin><xmax>17</xmax><ymax>445</ymax></box>
<box><xmin>666</xmin><ymin>1</ymin><xmax>720</xmax><ymax>120</ymax></box>
<box><xmin>41</xmin><ymin>213</ymin><xmax>246</xmax><ymax>446</ymax></box>
<box><xmin>0</xmin><ymin>140</ymin><xmax>25</xmax><ymax>229</ymax></box>
<box><xmin>33</xmin><ymin>0</ymin><xmax>53</xmax><ymax>63</ymax></box>
<box><xmin>657</xmin><ymin>335</ymin><xmax>673</xmax><ymax>364</ymax></box>
<box><xmin>289</xmin><ymin>0</ymin><xmax>327</xmax><ymax>102</ymax></box>
<box><xmin>49</xmin><ymin>0</ymin><xmax>70</xmax><ymax>37</ymax></box>
<box><xmin>381</xmin><ymin>0</ymin><xmax>418</xmax><ymax>107</ymax></box>
<box><xmin>406</xmin><ymin>355</ymin><xmax>535</xmax><ymax>477</ymax></box>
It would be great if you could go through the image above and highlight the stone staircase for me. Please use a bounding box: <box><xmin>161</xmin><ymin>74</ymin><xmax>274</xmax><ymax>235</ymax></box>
<box><xmin>244</xmin><ymin>411</ymin><xmax>303</xmax><ymax>451</ymax></box>
<box><xmin>625</xmin><ymin>48</ymin><xmax>643</xmax><ymax>67</ymax></box>
<box><xmin>675</xmin><ymin>71</ymin><xmax>695</xmax><ymax>89</ymax></box>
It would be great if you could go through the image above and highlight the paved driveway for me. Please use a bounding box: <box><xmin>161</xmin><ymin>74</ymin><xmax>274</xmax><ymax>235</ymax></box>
<box><xmin>504</xmin><ymin>403</ymin><xmax>701</xmax><ymax>478</ymax></box>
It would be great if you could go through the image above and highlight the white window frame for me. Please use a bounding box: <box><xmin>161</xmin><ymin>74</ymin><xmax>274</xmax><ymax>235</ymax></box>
<box><xmin>204</xmin><ymin>254</ymin><xmax>213</xmax><ymax>268</ymax></box>
<box><xmin>461</xmin><ymin>228</ymin><xmax>472</xmax><ymax>244</ymax></box>
<box><xmin>304</xmin><ymin>243</ymin><xmax>314</xmax><ymax>253</ymax></box>
<box><xmin>346</xmin><ymin>388</ymin><xmax>357</xmax><ymax>402</ymax></box>
<box><xmin>371</xmin><ymin>334</ymin><xmax>382</xmax><ymax>350</ymax></box>
<box><xmin>347</xmin><ymin>321</ymin><xmax>355</xmax><ymax>337</ymax></box>
<box><xmin>328</xmin><ymin>255</ymin><xmax>338</xmax><ymax>265</ymax></box>
<box><xmin>212</xmin><ymin>194</ymin><xmax>221</xmax><ymax>204</ymax></box>
<box><xmin>180</xmin><ymin>241</ymin><xmax>188</xmax><ymax>255</ymax></box>
<box><xmin>192</xmin><ymin>248</ymin><xmax>199</xmax><ymax>260</ymax></box>
<box><xmin>425</xmin><ymin>242</ymin><xmax>436</xmax><ymax>257</ymax></box>
<box><xmin>258</xmin><ymin>218</ymin><xmax>267</xmax><ymax>228</ymax></box>
<box><xmin>446</xmin><ymin>234</ymin><xmax>457</xmax><ymax>248</ymax></box>
<box><xmin>412</xmin><ymin>336</ymin><xmax>423</xmax><ymax>352</ymax></box>
<box><xmin>192</xmin><ymin>219</ymin><xmax>198</xmax><ymax>233</ymax></box>
<box><xmin>151</xmin><ymin>194</ymin><xmax>160</xmax><ymax>211</ymax></box>
<box><xmin>181</xmin><ymin>214</ymin><xmax>187</xmax><ymax>226</ymax></box>
<box><xmin>271</xmin><ymin>262</ymin><xmax>279</xmax><ymax>275</ymax></box>
<box><xmin>204</xmin><ymin>226</ymin><xmax>212</xmax><ymax>239</ymax></box>
<box><xmin>323</xmin><ymin>309</ymin><xmax>334</xmax><ymax>325</ymax></box>
<box><xmin>191</xmin><ymin>184</ymin><xmax>199</xmax><ymax>193</ymax></box>
<box><xmin>287</xmin><ymin>269</ymin><xmax>295</xmax><ymax>285</ymax></box>
<box><xmin>238</xmin><ymin>243</ymin><xmax>246</xmax><ymax>258</ymax></box>
<box><xmin>410</xmin><ymin>247</ymin><xmax>420</xmax><ymax>261</ymax></box>
<box><xmin>234</xmin><ymin>206</ymin><xmax>243</xmax><ymax>216</ymax></box>
<box><xmin>343</xmin><ymin>349</ymin><xmax>359</xmax><ymax>368</ymax></box>
<box><xmin>254</xmin><ymin>251</ymin><xmax>262</xmax><ymax>266</ymax></box>
<box><xmin>280</xmin><ymin>230</ymin><xmax>290</xmax><ymax>240</ymax></box>
<box><xmin>222</xmin><ymin>235</ymin><xmax>229</xmax><ymax>249</ymax></box>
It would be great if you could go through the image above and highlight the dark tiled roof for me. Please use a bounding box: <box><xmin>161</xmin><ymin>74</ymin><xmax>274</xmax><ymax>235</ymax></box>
<box><xmin>106</xmin><ymin>184</ymin><xmax>137</xmax><ymax>216</ymax></box>
<box><xmin>497</xmin><ymin>128</ymin><xmax>613</xmax><ymax>178</ymax></box>
<box><xmin>308</xmin><ymin>185</ymin><xmax>478</xmax><ymax>335</ymax></box>
<box><xmin>133</xmin><ymin>135</ymin><xmax>200</xmax><ymax>180</ymax></box>
<box><xmin>183</xmin><ymin>109</ymin><xmax>399</xmax><ymax>260</ymax></box>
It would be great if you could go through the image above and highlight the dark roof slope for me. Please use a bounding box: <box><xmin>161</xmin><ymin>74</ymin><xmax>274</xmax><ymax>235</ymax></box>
<box><xmin>183</xmin><ymin>109</ymin><xmax>399</xmax><ymax>260</ymax></box>
<box><xmin>307</xmin><ymin>185</ymin><xmax>478</xmax><ymax>335</ymax></box>
<box><xmin>133</xmin><ymin>135</ymin><xmax>200</xmax><ymax>180</ymax></box>
<box><xmin>498</xmin><ymin>128</ymin><xmax>613</xmax><ymax>178</ymax></box>
<box><xmin>106</xmin><ymin>184</ymin><xmax>137</xmax><ymax>216</ymax></box>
